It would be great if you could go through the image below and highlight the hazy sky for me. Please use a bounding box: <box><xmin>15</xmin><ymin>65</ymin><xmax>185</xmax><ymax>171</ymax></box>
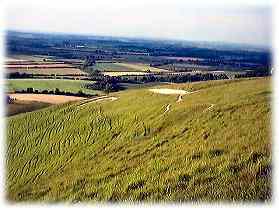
<box><xmin>5</xmin><ymin>0</ymin><xmax>272</xmax><ymax>46</ymax></box>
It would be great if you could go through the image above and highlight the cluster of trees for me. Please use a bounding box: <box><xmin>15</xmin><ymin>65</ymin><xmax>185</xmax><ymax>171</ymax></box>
<box><xmin>106</xmin><ymin>73</ymin><xmax>229</xmax><ymax>84</ymax></box>
<box><xmin>144</xmin><ymin>73</ymin><xmax>228</xmax><ymax>83</ymax></box>
<box><xmin>235</xmin><ymin>70</ymin><xmax>271</xmax><ymax>78</ymax></box>
<box><xmin>150</xmin><ymin>60</ymin><xmax>174</xmax><ymax>67</ymax></box>
<box><xmin>85</xmin><ymin>76</ymin><xmax>123</xmax><ymax>93</ymax></box>
<box><xmin>82</xmin><ymin>56</ymin><xmax>96</xmax><ymax>70</ymax></box>
<box><xmin>7</xmin><ymin>72</ymin><xmax>34</xmax><ymax>79</ymax></box>
<box><xmin>94</xmin><ymin>70</ymin><xmax>270</xmax><ymax>86</ymax></box>
<box><xmin>84</xmin><ymin>73</ymin><xmax>229</xmax><ymax>93</ymax></box>
<box><xmin>14</xmin><ymin>88</ymin><xmax>95</xmax><ymax>97</ymax></box>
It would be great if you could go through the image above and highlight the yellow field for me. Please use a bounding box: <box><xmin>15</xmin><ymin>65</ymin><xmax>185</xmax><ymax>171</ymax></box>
<box><xmin>7</xmin><ymin>68</ymin><xmax>87</xmax><ymax>75</ymax></box>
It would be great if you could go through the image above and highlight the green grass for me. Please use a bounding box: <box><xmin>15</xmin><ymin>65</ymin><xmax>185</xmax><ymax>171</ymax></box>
<box><xmin>6</xmin><ymin>77</ymin><xmax>271</xmax><ymax>202</ymax></box>
<box><xmin>6</xmin><ymin>79</ymin><xmax>102</xmax><ymax>95</ymax></box>
<box><xmin>90</xmin><ymin>62</ymin><xmax>165</xmax><ymax>72</ymax></box>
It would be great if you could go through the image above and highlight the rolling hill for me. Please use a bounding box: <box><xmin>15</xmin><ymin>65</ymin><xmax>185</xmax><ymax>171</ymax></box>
<box><xmin>6</xmin><ymin>77</ymin><xmax>271</xmax><ymax>202</ymax></box>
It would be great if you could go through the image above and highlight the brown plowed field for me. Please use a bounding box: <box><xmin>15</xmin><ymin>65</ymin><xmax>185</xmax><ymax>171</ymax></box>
<box><xmin>9</xmin><ymin>94</ymin><xmax>86</xmax><ymax>104</ymax></box>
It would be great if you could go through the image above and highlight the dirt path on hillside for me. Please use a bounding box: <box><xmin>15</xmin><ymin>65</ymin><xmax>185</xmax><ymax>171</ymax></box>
<box><xmin>77</xmin><ymin>96</ymin><xmax>118</xmax><ymax>107</ymax></box>
<box><xmin>164</xmin><ymin>94</ymin><xmax>182</xmax><ymax>113</ymax></box>
<box><xmin>8</xmin><ymin>94</ymin><xmax>86</xmax><ymax>104</ymax></box>
<box><xmin>164</xmin><ymin>104</ymin><xmax>171</xmax><ymax>113</ymax></box>
<box><xmin>204</xmin><ymin>104</ymin><xmax>215</xmax><ymax>112</ymax></box>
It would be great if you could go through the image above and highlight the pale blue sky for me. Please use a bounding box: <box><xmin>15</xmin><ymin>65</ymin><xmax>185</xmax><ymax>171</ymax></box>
<box><xmin>5</xmin><ymin>0</ymin><xmax>272</xmax><ymax>46</ymax></box>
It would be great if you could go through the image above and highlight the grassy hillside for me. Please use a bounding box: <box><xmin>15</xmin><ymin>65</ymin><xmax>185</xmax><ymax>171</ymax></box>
<box><xmin>6</xmin><ymin>79</ymin><xmax>102</xmax><ymax>95</ymax></box>
<box><xmin>6</xmin><ymin>77</ymin><xmax>271</xmax><ymax>202</ymax></box>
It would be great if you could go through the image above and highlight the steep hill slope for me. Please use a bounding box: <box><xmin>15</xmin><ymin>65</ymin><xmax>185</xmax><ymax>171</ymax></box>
<box><xmin>6</xmin><ymin>77</ymin><xmax>271</xmax><ymax>202</ymax></box>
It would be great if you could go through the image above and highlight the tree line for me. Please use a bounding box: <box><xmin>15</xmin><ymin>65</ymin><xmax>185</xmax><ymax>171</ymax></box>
<box><xmin>85</xmin><ymin>76</ymin><xmax>124</xmax><ymax>93</ymax></box>
<box><xmin>235</xmin><ymin>70</ymin><xmax>270</xmax><ymax>78</ymax></box>
<box><xmin>14</xmin><ymin>88</ymin><xmax>96</xmax><ymax>97</ymax></box>
<box><xmin>85</xmin><ymin>70</ymin><xmax>271</xmax><ymax>93</ymax></box>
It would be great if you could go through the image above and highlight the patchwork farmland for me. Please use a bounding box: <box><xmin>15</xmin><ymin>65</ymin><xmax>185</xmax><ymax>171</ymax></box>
<box><xmin>5</xmin><ymin>56</ymin><xmax>87</xmax><ymax>75</ymax></box>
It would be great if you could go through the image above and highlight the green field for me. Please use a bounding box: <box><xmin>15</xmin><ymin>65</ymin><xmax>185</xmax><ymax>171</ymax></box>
<box><xmin>6</xmin><ymin>77</ymin><xmax>271</xmax><ymax>202</ymax></box>
<box><xmin>91</xmin><ymin>62</ymin><xmax>165</xmax><ymax>72</ymax></box>
<box><xmin>6</xmin><ymin>79</ymin><xmax>102</xmax><ymax>95</ymax></box>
